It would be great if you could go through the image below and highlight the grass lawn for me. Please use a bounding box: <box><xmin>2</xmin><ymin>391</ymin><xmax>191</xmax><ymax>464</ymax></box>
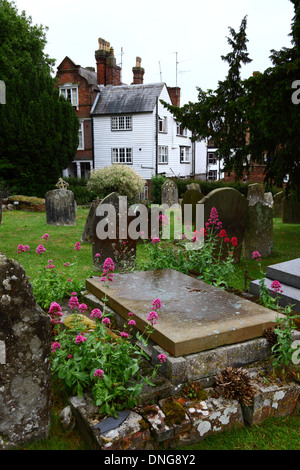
<box><xmin>1</xmin><ymin>209</ymin><xmax>299</xmax><ymax>451</ymax></box>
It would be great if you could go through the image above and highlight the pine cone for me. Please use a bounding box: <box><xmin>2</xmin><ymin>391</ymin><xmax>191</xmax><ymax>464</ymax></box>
<box><xmin>215</xmin><ymin>366</ymin><xmax>254</xmax><ymax>406</ymax></box>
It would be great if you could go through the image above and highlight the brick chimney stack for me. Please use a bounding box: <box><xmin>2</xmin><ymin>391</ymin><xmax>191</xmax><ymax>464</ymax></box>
<box><xmin>167</xmin><ymin>87</ymin><xmax>181</xmax><ymax>107</ymax></box>
<box><xmin>132</xmin><ymin>56</ymin><xmax>145</xmax><ymax>85</ymax></box>
<box><xmin>95</xmin><ymin>38</ymin><xmax>121</xmax><ymax>86</ymax></box>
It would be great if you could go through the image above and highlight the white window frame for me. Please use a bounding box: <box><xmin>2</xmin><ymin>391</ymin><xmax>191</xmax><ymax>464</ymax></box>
<box><xmin>208</xmin><ymin>152</ymin><xmax>217</xmax><ymax>165</ymax></box>
<box><xmin>111</xmin><ymin>148</ymin><xmax>133</xmax><ymax>164</ymax></box>
<box><xmin>59</xmin><ymin>84</ymin><xmax>79</xmax><ymax>108</ymax></box>
<box><xmin>176</xmin><ymin>122</ymin><xmax>187</xmax><ymax>136</ymax></box>
<box><xmin>158</xmin><ymin>146</ymin><xmax>168</xmax><ymax>164</ymax></box>
<box><xmin>78</xmin><ymin>121</ymin><xmax>84</xmax><ymax>150</ymax></box>
<box><xmin>180</xmin><ymin>146</ymin><xmax>190</xmax><ymax>163</ymax></box>
<box><xmin>158</xmin><ymin>116</ymin><xmax>167</xmax><ymax>133</ymax></box>
<box><xmin>208</xmin><ymin>170</ymin><xmax>217</xmax><ymax>180</ymax></box>
<box><xmin>111</xmin><ymin>115</ymin><xmax>132</xmax><ymax>131</ymax></box>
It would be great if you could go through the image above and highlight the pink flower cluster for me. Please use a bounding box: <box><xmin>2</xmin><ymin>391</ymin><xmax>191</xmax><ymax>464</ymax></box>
<box><xmin>100</xmin><ymin>257</ymin><xmax>114</xmax><ymax>283</ymax></box>
<box><xmin>49</xmin><ymin>301</ymin><xmax>63</xmax><ymax>324</ymax></box>
<box><xmin>36</xmin><ymin>244</ymin><xmax>46</xmax><ymax>255</ymax></box>
<box><xmin>90</xmin><ymin>308</ymin><xmax>102</xmax><ymax>319</ymax></box>
<box><xmin>146</xmin><ymin>298</ymin><xmax>162</xmax><ymax>325</ymax></box>
<box><xmin>270</xmin><ymin>280</ymin><xmax>283</xmax><ymax>293</ymax></box>
<box><xmin>17</xmin><ymin>244</ymin><xmax>30</xmax><ymax>253</ymax></box>
<box><xmin>252</xmin><ymin>251</ymin><xmax>261</xmax><ymax>261</ymax></box>
<box><xmin>74</xmin><ymin>241</ymin><xmax>81</xmax><ymax>251</ymax></box>
<box><xmin>151</xmin><ymin>237</ymin><xmax>160</xmax><ymax>244</ymax></box>
<box><xmin>75</xmin><ymin>334</ymin><xmax>87</xmax><ymax>344</ymax></box>
<box><xmin>46</xmin><ymin>259</ymin><xmax>55</xmax><ymax>269</ymax></box>
<box><xmin>94</xmin><ymin>368</ymin><xmax>104</xmax><ymax>378</ymax></box>
<box><xmin>42</xmin><ymin>233</ymin><xmax>49</xmax><ymax>241</ymax></box>
<box><xmin>205</xmin><ymin>207</ymin><xmax>222</xmax><ymax>231</ymax></box>
<box><xmin>69</xmin><ymin>292</ymin><xmax>79</xmax><ymax>310</ymax></box>
<box><xmin>51</xmin><ymin>342</ymin><xmax>61</xmax><ymax>352</ymax></box>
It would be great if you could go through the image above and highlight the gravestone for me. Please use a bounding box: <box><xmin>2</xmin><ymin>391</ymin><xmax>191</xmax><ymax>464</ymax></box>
<box><xmin>81</xmin><ymin>198</ymin><xmax>101</xmax><ymax>243</ymax></box>
<box><xmin>187</xmin><ymin>182</ymin><xmax>201</xmax><ymax>192</ymax></box>
<box><xmin>243</xmin><ymin>202</ymin><xmax>273</xmax><ymax>259</ymax></box>
<box><xmin>181</xmin><ymin>189</ymin><xmax>204</xmax><ymax>226</ymax></box>
<box><xmin>263</xmin><ymin>192</ymin><xmax>274</xmax><ymax>209</ymax></box>
<box><xmin>273</xmin><ymin>191</ymin><xmax>285</xmax><ymax>218</ymax></box>
<box><xmin>198</xmin><ymin>187</ymin><xmax>248</xmax><ymax>262</ymax></box>
<box><xmin>0</xmin><ymin>254</ymin><xmax>51</xmax><ymax>449</ymax></box>
<box><xmin>282</xmin><ymin>195</ymin><xmax>300</xmax><ymax>224</ymax></box>
<box><xmin>86</xmin><ymin>269</ymin><xmax>282</xmax><ymax>357</ymax></box>
<box><xmin>92</xmin><ymin>192</ymin><xmax>137</xmax><ymax>270</ymax></box>
<box><xmin>161</xmin><ymin>180</ymin><xmax>178</xmax><ymax>206</ymax></box>
<box><xmin>247</xmin><ymin>183</ymin><xmax>264</xmax><ymax>206</ymax></box>
<box><xmin>45</xmin><ymin>188</ymin><xmax>76</xmax><ymax>226</ymax></box>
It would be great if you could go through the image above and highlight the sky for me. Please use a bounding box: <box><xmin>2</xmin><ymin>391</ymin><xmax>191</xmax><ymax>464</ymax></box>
<box><xmin>13</xmin><ymin>0</ymin><xmax>295</xmax><ymax>105</ymax></box>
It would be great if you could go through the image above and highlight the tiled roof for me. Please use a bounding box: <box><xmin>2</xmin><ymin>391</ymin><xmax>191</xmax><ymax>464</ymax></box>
<box><xmin>91</xmin><ymin>83</ymin><xmax>165</xmax><ymax>115</ymax></box>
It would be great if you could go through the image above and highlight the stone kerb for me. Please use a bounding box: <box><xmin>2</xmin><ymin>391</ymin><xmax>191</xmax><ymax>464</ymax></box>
<box><xmin>198</xmin><ymin>187</ymin><xmax>248</xmax><ymax>262</ymax></box>
<box><xmin>45</xmin><ymin>188</ymin><xmax>76</xmax><ymax>226</ymax></box>
<box><xmin>0</xmin><ymin>254</ymin><xmax>52</xmax><ymax>449</ymax></box>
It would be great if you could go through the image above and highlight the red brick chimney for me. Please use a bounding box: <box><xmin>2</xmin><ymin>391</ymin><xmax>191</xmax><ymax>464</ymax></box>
<box><xmin>95</xmin><ymin>38</ymin><xmax>121</xmax><ymax>86</ymax></box>
<box><xmin>132</xmin><ymin>57</ymin><xmax>145</xmax><ymax>84</ymax></box>
<box><xmin>167</xmin><ymin>86</ymin><xmax>181</xmax><ymax>107</ymax></box>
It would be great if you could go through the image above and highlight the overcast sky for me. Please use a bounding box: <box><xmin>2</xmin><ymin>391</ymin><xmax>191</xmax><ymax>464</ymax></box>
<box><xmin>13</xmin><ymin>0</ymin><xmax>294</xmax><ymax>105</ymax></box>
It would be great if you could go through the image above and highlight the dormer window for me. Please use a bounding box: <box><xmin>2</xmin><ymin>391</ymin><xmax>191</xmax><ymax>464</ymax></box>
<box><xmin>59</xmin><ymin>84</ymin><xmax>79</xmax><ymax>108</ymax></box>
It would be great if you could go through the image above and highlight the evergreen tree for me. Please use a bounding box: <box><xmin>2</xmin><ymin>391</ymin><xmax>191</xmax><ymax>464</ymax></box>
<box><xmin>162</xmin><ymin>16</ymin><xmax>252</xmax><ymax>179</ymax></box>
<box><xmin>0</xmin><ymin>1</ymin><xmax>78</xmax><ymax>196</ymax></box>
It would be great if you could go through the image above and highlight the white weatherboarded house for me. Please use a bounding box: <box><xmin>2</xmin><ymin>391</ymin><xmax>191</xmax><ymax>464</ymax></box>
<box><xmin>91</xmin><ymin>83</ymin><xmax>194</xmax><ymax>181</ymax></box>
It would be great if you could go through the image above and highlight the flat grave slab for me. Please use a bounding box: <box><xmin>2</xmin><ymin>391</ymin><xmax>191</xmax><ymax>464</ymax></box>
<box><xmin>266</xmin><ymin>258</ymin><xmax>300</xmax><ymax>289</ymax></box>
<box><xmin>86</xmin><ymin>269</ymin><xmax>283</xmax><ymax>357</ymax></box>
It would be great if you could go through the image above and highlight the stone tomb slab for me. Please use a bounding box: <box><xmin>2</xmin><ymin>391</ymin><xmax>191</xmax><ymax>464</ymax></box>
<box><xmin>86</xmin><ymin>269</ymin><xmax>282</xmax><ymax>357</ymax></box>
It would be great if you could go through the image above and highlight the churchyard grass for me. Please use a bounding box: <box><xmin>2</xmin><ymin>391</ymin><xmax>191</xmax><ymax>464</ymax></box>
<box><xmin>1</xmin><ymin>209</ymin><xmax>299</xmax><ymax>450</ymax></box>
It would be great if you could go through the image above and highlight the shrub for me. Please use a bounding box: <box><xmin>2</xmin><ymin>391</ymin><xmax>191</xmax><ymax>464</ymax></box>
<box><xmin>87</xmin><ymin>165</ymin><xmax>145</xmax><ymax>202</ymax></box>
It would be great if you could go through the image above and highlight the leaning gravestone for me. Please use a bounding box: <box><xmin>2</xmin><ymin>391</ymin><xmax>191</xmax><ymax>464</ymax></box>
<box><xmin>45</xmin><ymin>182</ymin><xmax>76</xmax><ymax>226</ymax></box>
<box><xmin>92</xmin><ymin>192</ymin><xmax>136</xmax><ymax>270</ymax></box>
<box><xmin>161</xmin><ymin>180</ymin><xmax>178</xmax><ymax>207</ymax></box>
<box><xmin>199</xmin><ymin>188</ymin><xmax>248</xmax><ymax>262</ymax></box>
<box><xmin>181</xmin><ymin>189</ymin><xmax>204</xmax><ymax>226</ymax></box>
<box><xmin>81</xmin><ymin>198</ymin><xmax>101</xmax><ymax>243</ymax></box>
<box><xmin>0</xmin><ymin>254</ymin><xmax>51</xmax><ymax>449</ymax></box>
<box><xmin>247</xmin><ymin>183</ymin><xmax>264</xmax><ymax>206</ymax></box>
<box><xmin>243</xmin><ymin>202</ymin><xmax>273</xmax><ymax>259</ymax></box>
<box><xmin>282</xmin><ymin>195</ymin><xmax>300</xmax><ymax>224</ymax></box>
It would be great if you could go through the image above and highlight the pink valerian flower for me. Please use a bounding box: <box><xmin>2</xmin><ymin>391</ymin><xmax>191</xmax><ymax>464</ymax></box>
<box><xmin>90</xmin><ymin>308</ymin><xmax>102</xmax><ymax>319</ymax></box>
<box><xmin>151</xmin><ymin>237</ymin><xmax>160</xmax><ymax>244</ymax></box>
<box><xmin>147</xmin><ymin>311</ymin><xmax>158</xmax><ymax>325</ymax></box>
<box><xmin>42</xmin><ymin>233</ymin><xmax>49</xmax><ymax>240</ymax></box>
<box><xmin>36</xmin><ymin>244</ymin><xmax>46</xmax><ymax>254</ymax></box>
<box><xmin>152</xmin><ymin>298</ymin><xmax>162</xmax><ymax>309</ymax></box>
<box><xmin>231</xmin><ymin>237</ymin><xmax>238</xmax><ymax>247</ymax></box>
<box><xmin>74</xmin><ymin>241</ymin><xmax>81</xmax><ymax>251</ymax></box>
<box><xmin>67</xmin><ymin>354</ymin><xmax>73</xmax><ymax>360</ymax></box>
<box><xmin>49</xmin><ymin>301</ymin><xmax>62</xmax><ymax>315</ymax></box>
<box><xmin>46</xmin><ymin>259</ymin><xmax>55</xmax><ymax>269</ymax></box>
<box><xmin>157</xmin><ymin>353</ymin><xmax>167</xmax><ymax>363</ymax></box>
<box><xmin>128</xmin><ymin>312</ymin><xmax>134</xmax><ymax>317</ymax></box>
<box><xmin>95</xmin><ymin>252</ymin><xmax>101</xmax><ymax>258</ymax></box>
<box><xmin>75</xmin><ymin>334</ymin><xmax>87</xmax><ymax>344</ymax></box>
<box><xmin>69</xmin><ymin>293</ymin><xmax>79</xmax><ymax>310</ymax></box>
<box><xmin>205</xmin><ymin>207</ymin><xmax>222</xmax><ymax>230</ymax></box>
<box><xmin>51</xmin><ymin>342</ymin><xmax>61</xmax><ymax>352</ymax></box>
<box><xmin>270</xmin><ymin>280</ymin><xmax>283</xmax><ymax>293</ymax></box>
<box><xmin>252</xmin><ymin>251</ymin><xmax>261</xmax><ymax>261</ymax></box>
<box><xmin>64</xmin><ymin>262</ymin><xmax>70</xmax><ymax>267</ymax></box>
<box><xmin>218</xmin><ymin>229</ymin><xmax>227</xmax><ymax>238</ymax></box>
<box><xmin>102</xmin><ymin>317</ymin><xmax>111</xmax><ymax>325</ymax></box>
<box><xmin>101</xmin><ymin>257</ymin><xmax>115</xmax><ymax>283</ymax></box>
<box><xmin>94</xmin><ymin>369</ymin><xmax>104</xmax><ymax>378</ymax></box>
<box><xmin>128</xmin><ymin>319</ymin><xmax>136</xmax><ymax>326</ymax></box>
<box><xmin>120</xmin><ymin>332</ymin><xmax>129</xmax><ymax>339</ymax></box>
<box><xmin>79</xmin><ymin>303</ymin><xmax>88</xmax><ymax>313</ymax></box>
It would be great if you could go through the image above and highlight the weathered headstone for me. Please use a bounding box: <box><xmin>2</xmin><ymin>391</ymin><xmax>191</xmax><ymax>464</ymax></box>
<box><xmin>243</xmin><ymin>202</ymin><xmax>273</xmax><ymax>259</ymax></box>
<box><xmin>0</xmin><ymin>254</ymin><xmax>51</xmax><ymax>449</ymax></box>
<box><xmin>181</xmin><ymin>189</ymin><xmax>204</xmax><ymax>226</ymax></box>
<box><xmin>92</xmin><ymin>192</ymin><xmax>136</xmax><ymax>270</ymax></box>
<box><xmin>282</xmin><ymin>195</ymin><xmax>300</xmax><ymax>224</ymax></box>
<box><xmin>161</xmin><ymin>180</ymin><xmax>178</xmax><ymax>207</ymax></box>
<box><xmin>45</xmin><ymin>188</ymin><xmax>76</xmax><ymax>226</ymax></box>
<box><xmin>273</xmin><ymin>191</ymin><xmax>285</xmax><ymax>218</ymax></box>
<box><xmin>198</xmin><ymin>187</ymin><xmax>249</xmax><ymax>262</ymax></box>
<box><xmin>187</xmin><ymin>182</ymin><xmax>201</xmax><ymax>192</ymax></box>
<box><xmin>263</xmin><ymin>192</ymin><xmax>274</xmax><ymax>209</ymax></box>
<box><xmin>81</xmin><ymin>198</ymin><xmax>101</xmax><ymax>243</ymax></box>
<box><xmin>247</xmin><ymin>183</ymin><xmax>264</xmax><ymax>206</ymax></box>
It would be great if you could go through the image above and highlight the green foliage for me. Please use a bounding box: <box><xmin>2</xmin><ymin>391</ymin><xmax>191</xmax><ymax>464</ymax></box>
<box><xmin>272</xmin><ymin>310</ymin><xmax>299</xmax><ymax>369</ymax></box>
<box><xmin>64</xmin><ymin>177</ymin><xmax>95</xmax><ymax>205</ymax></box>
<box><xmin>0</xmin><ymin>1</ymin><xmax>79</xmax><ymax>197</ymax></box>
<box><xmin>87</xmin><ymin>165</ymin><xmax>145</xmax><ymax>202</ymax></box>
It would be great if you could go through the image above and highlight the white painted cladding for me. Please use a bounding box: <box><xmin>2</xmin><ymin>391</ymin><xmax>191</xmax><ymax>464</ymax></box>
<box><xmin>92</xmin><ymin>83</ymin><xmax>193</xmax><ymax>180</ymax></box>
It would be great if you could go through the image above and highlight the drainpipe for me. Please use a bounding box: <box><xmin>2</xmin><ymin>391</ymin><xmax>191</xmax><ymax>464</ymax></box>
<box><xmin>155</xmin><ymin>97</ymin><xmax>158</xmax><ymax>175</ymax></box>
